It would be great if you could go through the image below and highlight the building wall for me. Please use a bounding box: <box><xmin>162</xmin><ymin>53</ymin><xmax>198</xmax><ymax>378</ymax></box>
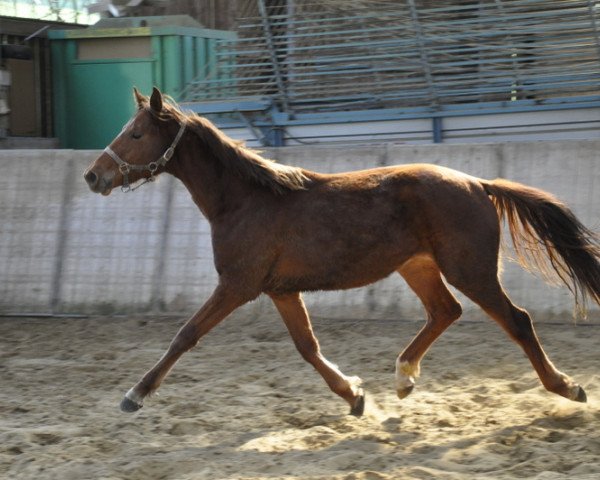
<box><xmin>0</xmin><ymin>16</ymin><xmax>86</xmax><ymax>140</ymax></box>
<box><xmin>131</xmin><ymin>0</ymin><xmax>240</xmax><ymax>30</ymax></box>
<box><xmin>0</xmin><ymin>140</ymin><xmax>598</xmax><ymax>322</ymax></box>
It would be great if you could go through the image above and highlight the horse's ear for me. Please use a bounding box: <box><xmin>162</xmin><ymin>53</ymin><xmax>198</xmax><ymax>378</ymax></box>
<box><xmin>150</xmin><ymin>87</ymin><xmax>163</xmax><ymax>113</ymax></box>
<box><xmin>133</xmin><ymin>87</ymin><xmax>146</xmax><ymax>109</ymax></box>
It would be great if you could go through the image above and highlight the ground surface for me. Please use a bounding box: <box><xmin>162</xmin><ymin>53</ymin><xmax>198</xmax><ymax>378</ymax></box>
<box><xmin>1</xmin><ymin>312</ymin><xmax>599</xmax><ymax>480</ymax></box>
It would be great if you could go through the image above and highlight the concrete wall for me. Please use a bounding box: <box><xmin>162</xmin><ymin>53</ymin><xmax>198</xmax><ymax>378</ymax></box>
<box><xmin>0</xmin><ymin>140</ymin><xmax>598</xmax><ymax>322</ymax></box>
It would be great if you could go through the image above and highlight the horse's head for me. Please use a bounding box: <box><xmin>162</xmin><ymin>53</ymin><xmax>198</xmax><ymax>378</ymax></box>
<box><xmin>84</xmin><ymin>87</ymin><xmax>185</xmax><ymax>195</ymax></box>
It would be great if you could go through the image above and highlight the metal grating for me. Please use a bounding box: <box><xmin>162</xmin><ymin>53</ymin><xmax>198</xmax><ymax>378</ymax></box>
<box><xmin>181</xmin><ymin>0</ymin><xmax>600</xmax><ymax>115</ymax></box>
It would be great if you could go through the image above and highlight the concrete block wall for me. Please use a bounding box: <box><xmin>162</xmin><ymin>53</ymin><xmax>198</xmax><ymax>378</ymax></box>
<box><xmin>0</xmin><ymin>140</ymin><xmax>598</xmax><ymax>322</ymax></box>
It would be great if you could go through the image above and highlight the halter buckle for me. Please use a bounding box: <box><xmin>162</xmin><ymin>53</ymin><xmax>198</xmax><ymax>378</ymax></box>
<box><xmin>163</xmin><ymin>147</ymin><xmax>175</xmax><ymax>162</ymax></box>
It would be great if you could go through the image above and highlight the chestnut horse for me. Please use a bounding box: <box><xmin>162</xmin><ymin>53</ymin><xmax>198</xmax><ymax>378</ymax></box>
<box><xmin>84</xmin><ymin>88</ymin><xmax>600</xmax><ymax>416</ymax></box>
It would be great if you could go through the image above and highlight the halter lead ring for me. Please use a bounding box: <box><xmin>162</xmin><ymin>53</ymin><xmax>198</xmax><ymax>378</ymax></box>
<box><xmin>104</xmin><ymin>121</ymin><xmax>187</xmax><ymax>192</ymax></box>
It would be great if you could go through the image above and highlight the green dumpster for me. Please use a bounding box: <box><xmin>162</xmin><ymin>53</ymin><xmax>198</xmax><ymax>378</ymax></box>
<box><xmin>50</xmin><ymin>16</ymin><xmax>235</xmax><ymax>149</ymax></box>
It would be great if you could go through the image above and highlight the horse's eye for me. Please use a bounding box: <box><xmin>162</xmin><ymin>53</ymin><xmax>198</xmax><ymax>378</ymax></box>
<box><xmin>132</xmin><ymin>132</ymin><xmax>142</xmax><ymax>140</ymax></box>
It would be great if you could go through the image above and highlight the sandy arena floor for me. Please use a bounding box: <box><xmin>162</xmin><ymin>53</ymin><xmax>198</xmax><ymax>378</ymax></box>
<box><xmin>1</xmin><ymin>310</ymin><xmax>599</xmax><ymax>479</ymax></box>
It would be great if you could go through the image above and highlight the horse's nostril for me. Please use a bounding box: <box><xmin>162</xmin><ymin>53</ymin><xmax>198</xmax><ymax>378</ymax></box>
<box><xmin>84</xmin><ymin>170</ymin><xmax>97</xmax><ymax>186</ymax></box>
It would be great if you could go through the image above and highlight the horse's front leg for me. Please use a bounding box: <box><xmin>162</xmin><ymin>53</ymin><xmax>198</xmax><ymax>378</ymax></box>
<box><xmin>120</xmin><ymin>284</ymin><xmax>250</xmax><ymax>412</ymax></box>
<box><xmin>270</xmin><ymin>292</ymin><xmax>365</xmax><ymax>416</ymax></box>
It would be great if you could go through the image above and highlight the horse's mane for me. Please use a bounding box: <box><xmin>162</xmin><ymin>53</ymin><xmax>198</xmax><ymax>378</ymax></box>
<box><xmin>144</xmin><ymin>96</ymin><xmax>310</xmax><ymax>195</ymax></box>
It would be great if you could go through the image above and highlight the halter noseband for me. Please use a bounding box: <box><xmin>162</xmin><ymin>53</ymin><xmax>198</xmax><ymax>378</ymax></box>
<box><xmin>104</xmin><ymin>121</ymin><xmax>187</xmax><ymax>192</ymax></box>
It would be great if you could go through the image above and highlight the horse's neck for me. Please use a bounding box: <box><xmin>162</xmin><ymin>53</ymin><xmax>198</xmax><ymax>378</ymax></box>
<box><xmin>167</xmin><ymin>139</ymin><xmax>252</xmax><ymax>221</ymax></box>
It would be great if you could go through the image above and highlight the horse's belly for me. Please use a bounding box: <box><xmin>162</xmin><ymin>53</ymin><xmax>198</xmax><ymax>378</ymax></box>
<box><xmin>265</xmin><ymin>250</ymin><xmax>405</xmax><ymax>294</ymax></box>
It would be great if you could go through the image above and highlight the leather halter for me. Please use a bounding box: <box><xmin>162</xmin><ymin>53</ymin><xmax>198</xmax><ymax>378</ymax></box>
<box><xmin>104</xmin><ymin>121</ymin><xmax>187</xmax><ymax>192</ymax></box>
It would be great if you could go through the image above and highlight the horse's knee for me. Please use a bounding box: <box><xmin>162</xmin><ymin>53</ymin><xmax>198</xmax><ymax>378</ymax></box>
<box><xmin>170</xmin><ymin>325</ymin><xmax>201</xmax><ymax>352</ymax></box>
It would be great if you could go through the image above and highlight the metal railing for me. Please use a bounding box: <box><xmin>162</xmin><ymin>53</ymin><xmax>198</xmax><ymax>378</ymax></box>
<box><xmin>182</xmin><ymin>0</ymin><xmax>600</xmax><ymax>116</ymax></box>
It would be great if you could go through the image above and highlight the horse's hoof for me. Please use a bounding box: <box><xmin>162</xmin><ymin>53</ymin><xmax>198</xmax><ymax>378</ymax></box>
<box><xmin>574</xmin><ymin>385</ymin><xmax>587</xmax><ymax>403</ymax></box>
<box><xmin>350</xmin><ymin>389</ymin><xmax>365</xmax><ymax>417</ymax></box>
<box><xmin>120</xmin><ymin>396</ymin><xmax>143</xmax><ymax>412</ymax></box>
<box><xmin>396</xmin><ymin>384</ymin><xmax>414</xmax><ymax>400</ymax></box>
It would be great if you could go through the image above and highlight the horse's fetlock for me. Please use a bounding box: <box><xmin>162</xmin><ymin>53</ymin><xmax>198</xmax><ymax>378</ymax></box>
<box><xmin>396</xmin><ymin>358</ymin><xmax>420</xmax><ymax>378</ymax></box>
<box><xmin>395</xmin><ymin>359</ymin><xmax>419</xmax><ymax>400</ymax></box>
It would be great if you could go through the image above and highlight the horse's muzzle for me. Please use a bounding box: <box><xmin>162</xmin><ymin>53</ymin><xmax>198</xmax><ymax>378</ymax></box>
<box><xmin>84</xmin><ymin>169</ymin><xmax>97</xmax><ymax>186</ymax></box>
<box><xmin>84</xmin><ymin>168</ymin><xmax>114</xmax><ymax>196</ymax></box>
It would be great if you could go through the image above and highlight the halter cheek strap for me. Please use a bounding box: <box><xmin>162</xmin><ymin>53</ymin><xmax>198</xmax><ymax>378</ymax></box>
<box><xmin>104</xmin><ymin>121</ymin><xmax>187</xmax><ymax>193</ymax></box>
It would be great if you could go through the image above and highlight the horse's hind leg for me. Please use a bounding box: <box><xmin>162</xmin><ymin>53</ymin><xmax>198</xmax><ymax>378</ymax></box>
<box><xmin>396</xmin><ymin>255</ymin><xmax>463</xmax><ymax>399</ymax></box>
<box><xmin>269</xmin><ymin>292</ymin><xmax>365</xmax><ymax>416</ymax></box>
<box><xmin>470</xmin><ymin>284</ymin><xmax>585</xmax><ymax>402</ymax></box>
<box><xmin>441</xmin><ymin>261</ymin><xmax>587</xmax><ymax>403</ymax></box>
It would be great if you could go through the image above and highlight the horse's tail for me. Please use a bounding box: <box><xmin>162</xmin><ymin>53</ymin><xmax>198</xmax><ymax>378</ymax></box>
<box><xmin>482</xmin><ymin>178</ymin><xmax>600</xmax><ymax>313</ymax></box>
